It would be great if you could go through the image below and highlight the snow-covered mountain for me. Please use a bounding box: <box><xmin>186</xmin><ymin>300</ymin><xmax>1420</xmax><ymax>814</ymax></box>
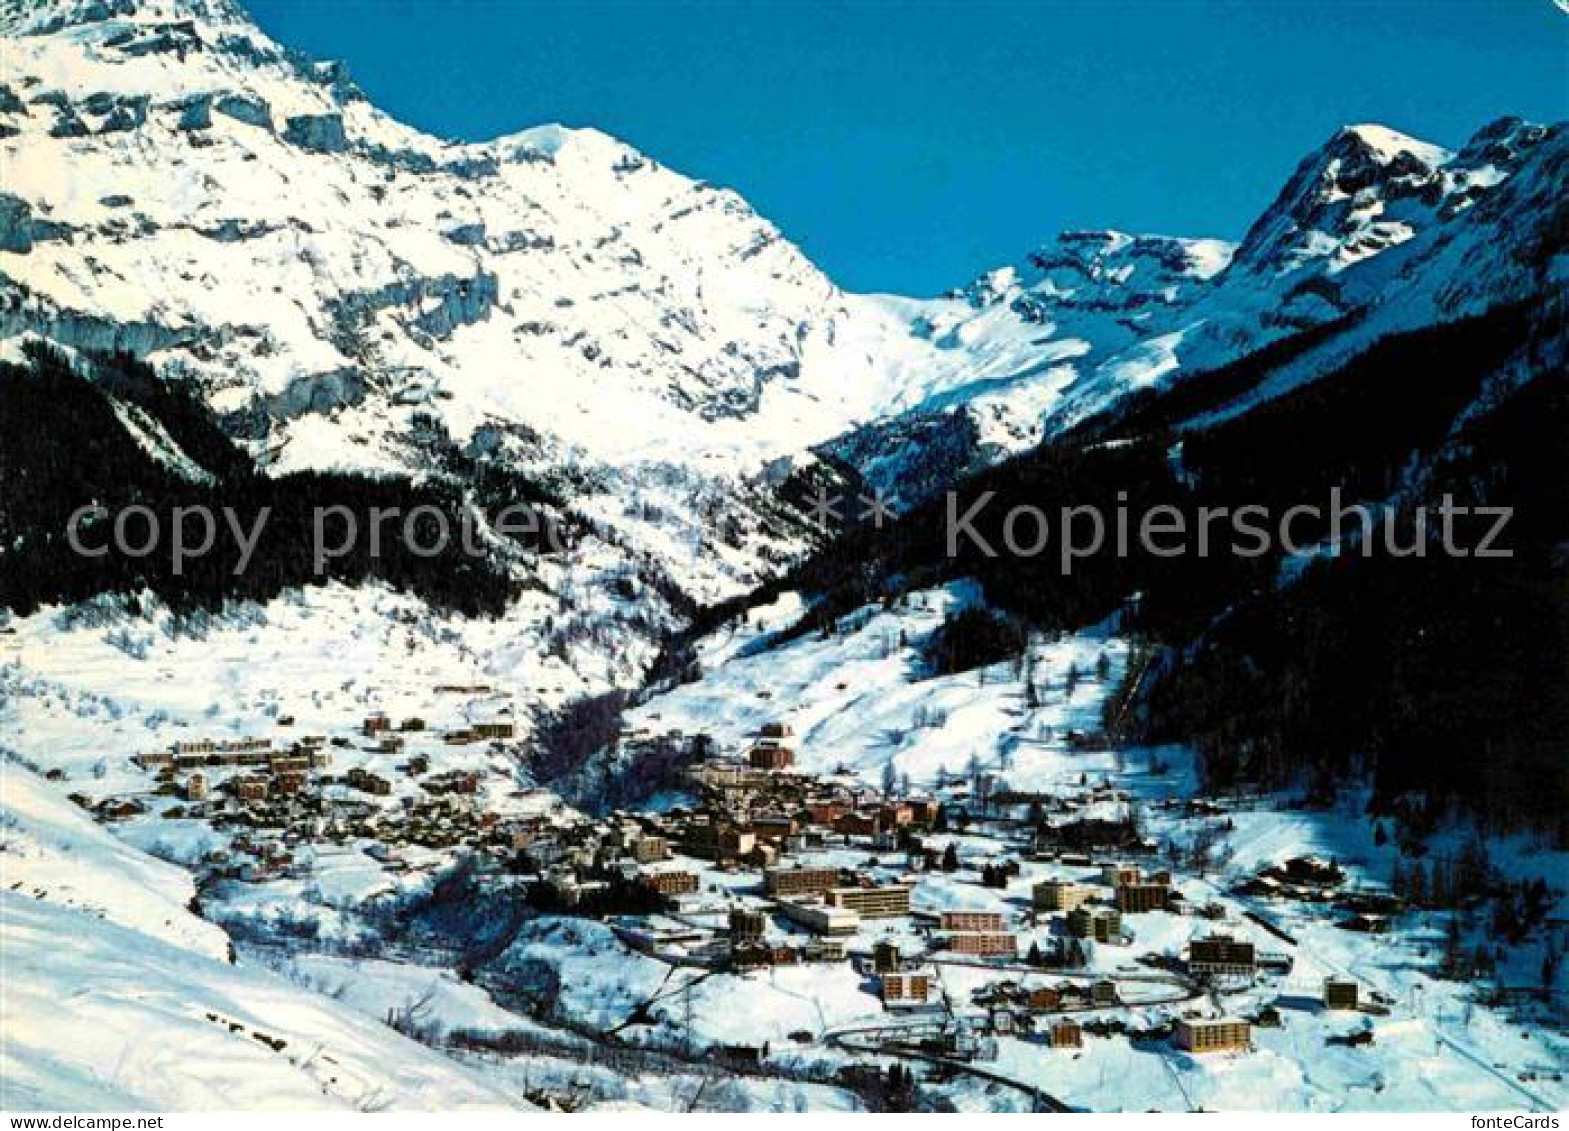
<box><xmin>832</xmin><ymin>119</ymin><xmax>1564</xmax><ymax>492</ymax></box>
<box><xmin>2</xmin><ymin>0</ymin><xmax>1561</xmax><ymax>522</ymax></box>
<box><xmin>0</xmin><ymin>0</ymin><xmax>1015</xmax><ymax>486</ymax></box>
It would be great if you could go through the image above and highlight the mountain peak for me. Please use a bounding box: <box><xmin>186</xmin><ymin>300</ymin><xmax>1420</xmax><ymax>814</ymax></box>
<box><xmin>1231</xmin><ymin>122</ymin><xmax>1456</xmax><ymax>276</ymax></box>
<box><xmin>1332</xmin><ymin>122</ymin><xmax>1453</xmax><ymax>167</ymax></box>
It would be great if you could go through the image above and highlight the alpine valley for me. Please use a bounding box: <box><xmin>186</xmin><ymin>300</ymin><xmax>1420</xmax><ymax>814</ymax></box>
<box><xmin>1</xmin><ymin>0</ymin><xmax>1565</xmax><ymax>1113</ymax></box>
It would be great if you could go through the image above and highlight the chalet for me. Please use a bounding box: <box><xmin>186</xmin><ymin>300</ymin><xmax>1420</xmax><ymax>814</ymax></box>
<box><xmin>943</xmin><ymin>932</ymin><xmax>1017</xmax><ymax>958</ymax></box>
<box><xmin>805</xmin><ymin>800</ymin><xmax>849</xmax><ymax>826</ymax></box>
<box><xmin>764</xmin><ymin>864</ymin><xmax>840</xmax><ymax>897</ymax></box>
<box><xmin>748</xmin><ymin>743</ymin><xmax>795</xmax><ymax>771</ymax></box>
<box><xmin>749</xmin><ymin>814</ymin><xmax>797</xmax><ymax>841</ymax></box>
<box><xmin>642</xmin><ymin>869</ymin><xmax>700</xmax><ymax>897</ymax></box>
<box><xmin>363</xmin><ymin>713</ymin><xmax>391</xmax><ymax>737</ymax></box>
<box><xmin>879</xmin><ymin>802</ymin><xmax>914</xmax><ymax>827</ymax></box>
<box><xmin>1026</xmin><ymin>986</ymin><xmax>1061</xmax><ymax>1011</ymax></box>
<box><xmin>630</xmin><ymin>834</ymin><xmax>668</xmax><ymax>863</ymax></box>
<box><xmin>777</xmin><ymin>900</ymin><xmax>861</xmax><ymax>935</ymax></box>
<box><xmin>1282</xmin><ymin>855</ymin><xmax>1344</xmax><ymax>886</ymax></box>
<box><xmin>881</xmin><ymin>969</ymin><xmax>935</xmax><ymax>1009</ymax></box>
<box><xmin>1067</xmin><ymin>906</ymin><xmax>1122</xmax><ymax>943</ymax></box>
<box><xmin>1101</xmin><ymin>863</ymin><xmax>1142</xmax><ymax>888</ymax></box>
<box><xmin>719</xmin><ymin>826</ymin><xmax>758</xmax><ymax>861</ymax></box>
<box><xmin>1324</xmin><ymin>977</ymin><xmax>1360</xmax><ymax>1011</ymax></box>
<box><xmin>96</xmin><ymin>798</ymin><xmax>146</xmax><ymax>821</ymax></box>
<box><xmin>873</xmin><ymin>940</ymin><xmax>902</xmax><ymax>973</ymax></box>
<box><xmin>803</xmin><ymin>938</ymin><xmax>846</xmax><ymax>962</ymax></box>
<box><xmin>1046</xmin><ymin>1019</ymin><xmax>1083</xmax><ymax>1049</ymax></box>
<box><xmin>185</xmin><ymin>773</ymin><xmax>209</xmax><ymax>801</ymax></box>
<box><xmin>833</xmin><ymin>810</ymin><xmax>882</xmax><ymax>837</ymax></box>
<box><xmin>1338</xmin><ymin>913</ymin><xmax>1390</xmax><ymax>935</ymax></box>
<box><xmin>1116</xmin><ymin>882</ymin><xmax>1172</xmax><ymax>914</ymax></box>
<box><xmin>729</xmin><ymin>907</ymin><xmax>768</xmax><ymax>940</ymax></box>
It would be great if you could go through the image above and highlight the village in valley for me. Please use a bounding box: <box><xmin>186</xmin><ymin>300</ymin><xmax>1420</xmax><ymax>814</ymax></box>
<box><xmin>10</xmin><ymin>582</ymin><xmax>1561</xmax><ymax>1113</ymax></box>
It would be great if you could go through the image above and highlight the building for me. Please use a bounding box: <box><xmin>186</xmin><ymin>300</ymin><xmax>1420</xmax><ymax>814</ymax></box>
<box><xmin>1101</xmin><ymin>863</ymin><xmax>1142</xmax><ymax>888</ymax></box>
<box><xmin>1187</xmin><ymin>934</ymin><xmax>1257</xmax><ymax>979</ymax></box>
<box><xmin>940</xmin><ymin>910</ymin><xmax>1006</xmax><ymax>933</ymax></box>
<box><xmin>718</xmin><ymin>828</ymin><xmax>758</xmax><ymax>861</ymax></box>
<box><xmin>873</xmin><ymin>940</ymin><xmax>902</xmax><ymax>973</ymax></box>
<box><xmin>643</xmin><ymin>869</ymin><xmax>700</xmax><ymax>897</ymax></box>
<box><xmin>749</xmin><ymin>814</ymin><xmax>797</xmax><ymax>841</ymax></box>
<box><xmin>1115</xmin><ymin>882</ymin><xmax>1172</xmax><ymax>914</ymax></box>
<box><xmin>1090</xmin><ymin>979</ymin><xmax>1118</xmax><ymax>1006</ymax></box>
<box><xmin>879</xmin><ymin>803</ymin><xmax>914</xmax><ymax>827</ymax></box>
<box><xmin>1046</xmin><ymin>1019</ymin><xmax>1082</xmax><ymax>1049</ymax></box>
<box><xmin>273</xmin><ymin>770</ymin><xmax>306</xmax><ymax>795</ymax></box>
<box><xmin>942</xmin><ymin>932</ymin><xmax>1017</xmax><ymax>957</ymax></box>
<box><xmin>803</xmin><ymin>938</ymin><xmax>846</xmax><ymax>963</ymax></box>
<box><xmin>363</xmin><ymin>713</ymin><xmax>391</xmax><ymax>737</ymax></box>
<box><xmin>1026</xmin><ymin>986</ymin><xmax>1062</xmax><ymax>1011</ymax></box>
<box><xmin>472</xmin><ymin>721</ymin><xmax>517</xmax><ymax>740</ymax></box>
<box><xmin>759</xmin><ymin>722</ymin><xmax>794</xmax><ymax>739</ymax></box>
<box><xmin>777</xmin><ymin>900</ymin><xmax>861</xmax><ymax>936</ymax></box>
<box><xmin>232</xmin><ymin>775</ymin><xmax>269</xmax><ymax>802</ymax></box>
<box><xmin>764</xmin><ymin>865</ymin><xmax>840</xmax><ymax>897</ymax></box>
<box><xmin>1033</xmin><ymin>880</ymin><xmax>1092</xmax><ymax>913</ymax></box>
<box><xmin>630</xmin><ymin>835</ymin><xmax>668</xmax><ymax>863</ymax></box>
<box><xmin>826</xmin><ymin>883</ymin><xmax>911</xmax><ymax>919</ymax></box>
<box><xmin>1174</xmin><ymin>1017</ymin><xmax>1252</xmax><ymax>1054</ymax></box>
<box><xmin>1323</xmin><ymin>977</ymin><xmax>1360</xmax><ymax>1011</ymax></box>
<box><xmin>347</xmin><ymin>767</ymin><xmax>393</xmax><ymax>796</ymax></box>
<box><xmin>1067</xmin><ymin>906</ymin><xmax>1122</xmax><ymax>943</ymax></box>
<box><xmin>749</xmin><ymin>744</ymin><xmax>795</xmax><ymax>771</ymax></box>
<box><xmin>833</xmin><ymin>811</ymin><xmax>882</xmax><ymax>837</ymax></box>
<box><xmin>881</xmin><ymin>970</ymin><xmax>934</xmax><ymax>1009</ymax></box>
<box><xmin>184</xmin><ymin>772</ymin><xmax>208</xmax><ymax>801</ymax></box>
<box><xmin>729</xmin><ymin>907</ymin><xmax>768</xmax><ymax>940</ymax></box>
<box><xmin>806</xmin><ymin>801</ymin><xmax>849</xmax><ymax>827</ymax></box>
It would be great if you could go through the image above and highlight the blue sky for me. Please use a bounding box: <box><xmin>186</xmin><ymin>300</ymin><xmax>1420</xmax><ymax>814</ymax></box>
<box><xmin>248</xmin><ymin>0</ymin><xmax>1568</xmax><ymax>296</ymax></box>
